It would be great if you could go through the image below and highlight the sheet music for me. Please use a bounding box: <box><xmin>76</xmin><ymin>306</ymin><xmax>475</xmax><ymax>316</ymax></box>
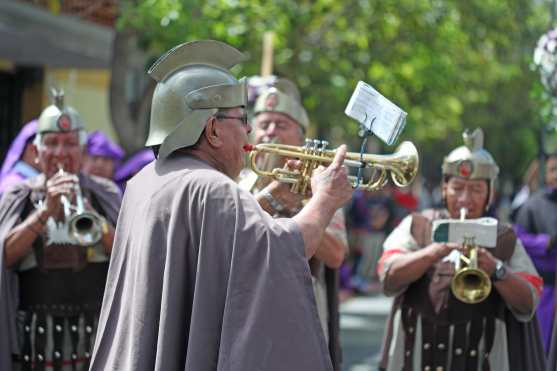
<box><xmin>432</xmin><ymin>217</ymin><xmax>498</xmax><ymax>248</ymax></box>
<box><xmin>344</xmin><ymin>81</ymin><xmax>407</xmax><ymax>145</ymax></box>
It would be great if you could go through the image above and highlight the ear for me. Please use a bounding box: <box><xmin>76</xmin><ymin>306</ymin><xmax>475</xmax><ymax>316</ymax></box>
<box><xmin>30</xmin><ymin>143</ymin><xmax>39</xmax><ymax>163</ymax></box>
<box><xmin>441</xmin><ymin>180</ymin><xmax>448</xmax><ymax>200</ymax></box>
<box><xmin>203</xmin><ymin>116</ymin><xmax>224</xmax><ymax>148</ymax></box>
<box><xmin>485</xmin><ymin>181</ymin><xmax>493</xmax><ymax>211</ymax></box>
<box><xmin>441</xmin><ymin>179</ymin><xmax>449</xmax><ymax>208</ymax></box>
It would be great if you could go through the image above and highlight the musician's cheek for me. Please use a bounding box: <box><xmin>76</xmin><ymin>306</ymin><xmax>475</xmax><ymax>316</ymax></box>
<box><xmin>65</xmin><ymin>147</ymin><xmax>83</xmax><ymax>174</ymax></box>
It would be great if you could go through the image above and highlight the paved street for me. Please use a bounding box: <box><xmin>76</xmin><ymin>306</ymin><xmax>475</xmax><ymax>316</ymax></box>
<box><xmin>340</xmin><ymin>295</ymin><xmax>393</xmax><ymax>371</ymax></box>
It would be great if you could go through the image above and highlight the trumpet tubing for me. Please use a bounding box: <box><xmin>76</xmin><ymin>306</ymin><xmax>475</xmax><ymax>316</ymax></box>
<box><xmin>245</xmin><ymin>139</ymin><xmax>419</xmax><ymax>192</ymax></box>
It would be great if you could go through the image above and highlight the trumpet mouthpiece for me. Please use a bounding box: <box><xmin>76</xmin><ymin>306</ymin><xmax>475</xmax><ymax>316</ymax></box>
<box><xmin>243</xmin><ymin>144</ymin><xmax>254</xmax><ymax>152</ymax></box>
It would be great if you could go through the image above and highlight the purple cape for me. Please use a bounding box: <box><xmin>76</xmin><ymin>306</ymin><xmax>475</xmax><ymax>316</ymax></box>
<box><xmin>514</xmin><ymin>189</ymin><xmax>557</xmax><ymax>353</ymax></box>
<box><xmin>113</xmin><ymin>149</ymin><xmax>155</xmax><ymax>189</ymax></box>
<box><xmin>87</xmin><ymin>130</ymin><xmax>125</xmax><ymax>162</ymax></box>
<box><xmin>0</xmin><ymin>120</ymin><xmax>38</xmax><ymax>183</ymax></box>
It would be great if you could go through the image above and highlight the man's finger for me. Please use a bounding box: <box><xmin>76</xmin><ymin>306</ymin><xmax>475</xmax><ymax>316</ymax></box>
<box><xmin>313</xmin><ymin>165</ymin><xmax>326</xmax><ymax>176</ymax></box>
<box><xmin>285</xmin><ymin>159</ymin><xmax>302</xmax><ymax>170</ymax></box>
<box><xmin>331</xmin><ymin>144</ymin><xmax>347</xmax><ymax>169</ymax></box>
<box><xmin>446</xmin><ymin>242</ymin><xmax>460</xmax><ymax>249</ymax></box>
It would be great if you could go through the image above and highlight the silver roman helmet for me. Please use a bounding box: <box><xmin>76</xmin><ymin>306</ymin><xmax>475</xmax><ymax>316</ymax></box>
<box><xmin>37</xmin><ymin>89</ymin><xmax>85</xmax><ymax>134</ymax></box>
<box><xmin>442</xmin><ymin>128</ymin><xmax>499</xmax><ymax>207</ymax></box>
<box><xmin>146</xmin><ymin>40</ymin><xmax>248</xmax><ymax>159</ymax></box>
<box><xmin>253</xmin><ymin>78</ymin><xmax>310</xmax><ymax>130</ymax></box>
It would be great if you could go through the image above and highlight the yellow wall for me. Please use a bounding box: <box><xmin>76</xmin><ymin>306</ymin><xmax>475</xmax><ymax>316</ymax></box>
<box><xmin>44</xmin><ymin>68</ymin><xmax>117</xmax><ymax>141</ymax></box>
<box><xmin>0</xmin><ymin>59</ymin><xmax>15</xmax><ymax>72</ymax></box>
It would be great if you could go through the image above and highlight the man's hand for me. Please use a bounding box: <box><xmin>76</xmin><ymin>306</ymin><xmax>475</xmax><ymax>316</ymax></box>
<box><xmin>425</xmin><ymin>242</ymin><xmax>460</xmax><ymax>263</ymax></box>
<box><xmin>261</xmin><ymin>159</ymin><xmax>306</xmax><ymax>213</ymax></box>
<box><xmin>477</xmin><ymin>247</ymin><xmax>498</xmax><ymax>276</ymax></box>
<box><xmin>310</xmin><ymin>145</ymin><xmax>353</xmax><ymax>212</ymax></box>
<box><xmin>44</xmin><ymin>171</ymin><xmax>79</xmax><ymax>219</ymax></box>
<box><xmin>263</xmin><ymin>181</ymin><xmax>304</xmax><ymax>213</ymax></box>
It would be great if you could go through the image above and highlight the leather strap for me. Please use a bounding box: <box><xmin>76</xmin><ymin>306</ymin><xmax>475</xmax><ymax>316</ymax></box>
<box><xmin>34</xmin><ymin>311</ymin><xmax>47</xmax><ymax>371</ymax></box>
<box><xmin>69</xmin><ymin>315</ymin><xmax>80</xmax><ymax>369</ymax></box>
<box><xmin>465</xmin><ymin>318</ymin><xmax>484</xmax><ymax>371</ymax></box>
<box><xmin>482</xmin><ymin>317</ymin><xmax>496</xmax><ymax>371</ymax></box>
<box><xmin>401</xmin><ymin>306</ymin><xmax>418</xmax><ymax>371</ymax></box>
<box><xmin>433</xmin><ymin>324</ymin><xmax>450</xmax><ymax>370</ymax></box>
<box><xmin>421</xmin><ymin>319</ymin><xmax>436</xmax><ymax>371</ymax></box>
<box><xmin>450</xmin><ymin>321</ymin><xmax>468</xmax><ymax>371</ymax></box>
<box><xmin>21</xmin><ymin>311</ymin><xmax>33</xmax><ymax>371</ymax></box>
<box><xmin>83</xmin><ymin>312</ymin><xmax>96</xmax><ymax>369</ymax></box>
<box><xmin>52</xmin><ymin>316</ymin><xmax>65</xmax><ymax>371</ymax></box>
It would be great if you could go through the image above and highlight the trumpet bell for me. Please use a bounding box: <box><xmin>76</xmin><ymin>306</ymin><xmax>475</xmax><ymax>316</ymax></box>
<box><xmin>451</xmin><ymin>267</ymin><xmax>492</xmax><ymax>304</ymax></box>
<box><xmin>68</xmin><ymin>212</ymin><xmax>102</xmax><ymax>246</ymax></box>
<box><xmin>388</xmin><ymin>141</ymin><xmax>419</xmax><ymax>187</ymax></box>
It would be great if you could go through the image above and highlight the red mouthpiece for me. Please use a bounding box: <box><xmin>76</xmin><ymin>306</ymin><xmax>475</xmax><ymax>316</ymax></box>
<box><xmin>243</xmin><ymin>144</ymin><xmax>254</xmax><ymax>152</ymax></box>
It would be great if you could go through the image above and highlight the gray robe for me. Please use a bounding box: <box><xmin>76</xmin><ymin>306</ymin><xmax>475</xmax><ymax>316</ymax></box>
<box><xmin>0</xmin><ymin>173</ymin><xmax>121</xmax><ymax>370</ymax></box>
<box><xmin>90</xmin><ymin>155</ymin><xmax>332</xmax><ymax>371</ymax></box>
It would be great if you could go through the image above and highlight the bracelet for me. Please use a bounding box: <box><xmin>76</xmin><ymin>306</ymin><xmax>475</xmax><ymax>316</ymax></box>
<box><xmin>259</xmin><ymin>189</ymin><xmax>285</xmax><ymax>213</ymax></box>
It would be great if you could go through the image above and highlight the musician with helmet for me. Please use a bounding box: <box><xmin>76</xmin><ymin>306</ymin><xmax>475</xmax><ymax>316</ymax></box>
<box><xmin>239</xmin><ymin>78</ymin><xmax>348</xmax><ymax>371</ymax></box>
<box><xmin>89</xmin><ymin>41</ymin><xmax>353</xmax><ymax>371</ymax></box>
<box><xmin>0</xmin><ymin>92</ymin><xmax>121</xmax><ymax>370</ymax></box>
<box><xmin>378</xmin><ymin>128</ymin><xmax>544</xmax><ymax>371</ymax></box>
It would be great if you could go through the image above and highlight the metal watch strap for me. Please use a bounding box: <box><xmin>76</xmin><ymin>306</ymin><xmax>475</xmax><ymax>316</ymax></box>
<box><xmin>491</xmin><ymin>259</ymin><xmax>506</xmax><ymax>282</ymax></box>
<box><xmin>259</xmin><ymin>189</ymin><xmax>284</xmax><ymax>213</ymax></box>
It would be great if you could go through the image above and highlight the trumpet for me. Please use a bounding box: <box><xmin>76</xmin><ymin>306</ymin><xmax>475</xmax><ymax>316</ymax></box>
<box><xmin>449</xmin><ymin>209</ymin><xmax>492</xmax><ymax>304</ymax></box>
<box><xmin>57</xmin><ymin>166</ymin><xmax>103</xmax><ymax>246</ymax></box>
<box><xmin>451</xmin><ymin>236</ymin><xmax>492</xmax><ymax>304</ymax></box>
<box><xmin>244</xmin><ymin>139</ymin><xmax>419</xmax><ymax>193</ymax></box>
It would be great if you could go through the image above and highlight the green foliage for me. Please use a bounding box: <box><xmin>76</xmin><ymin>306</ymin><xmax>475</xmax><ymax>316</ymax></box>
<box><xmin>119</xmin><ymin>0</ymin><xmax>551</xmax><ymax>185</ymax></box>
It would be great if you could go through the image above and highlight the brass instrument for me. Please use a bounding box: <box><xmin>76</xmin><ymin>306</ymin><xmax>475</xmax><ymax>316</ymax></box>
<box><xmin>248</xmin><ymin>138</ymin><xmax>283</xmax><ymax>192</ymax></box>
<box><xmin>57</xmin><ymin>166</ymin><xmax>103</xmax><ymax>246</ymax></box>
<box><xmin>451</xmin><ymin>236</ymin><xmax>492</xmax><ymax>304</ymax></box>
<box><xmin>245</xmin><ymin>139</ymin><xmax>419</xmax><ymax>193</ymax></box>
<box><xmin>450</xmin><ymin>209</ymin><xmax>493</xmax><ymax>304</ymax></box>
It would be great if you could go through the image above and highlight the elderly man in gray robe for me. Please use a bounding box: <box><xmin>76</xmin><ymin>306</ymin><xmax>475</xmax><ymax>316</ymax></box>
<box><xmin>89</xmin><ymin>40</ymin><xmax>354</xmax><ymax>371</ymax></box>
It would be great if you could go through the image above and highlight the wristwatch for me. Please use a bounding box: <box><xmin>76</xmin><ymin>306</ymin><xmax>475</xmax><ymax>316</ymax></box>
<box><xmin>491</xmin><ymin>259</ymin><xmax>507</xmax><ymax>282</ymax></box>
<box><xmin>259</xmin><ymin>189</ymin><xmax>285</xmax><ymax>213</ymax></box>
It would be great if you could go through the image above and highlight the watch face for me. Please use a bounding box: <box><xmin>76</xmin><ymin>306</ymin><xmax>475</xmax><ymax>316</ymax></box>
<box><xmin>495</xmin><ymin>263</ymin><xmax>506</xmax><ymax>280</ymax></box>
